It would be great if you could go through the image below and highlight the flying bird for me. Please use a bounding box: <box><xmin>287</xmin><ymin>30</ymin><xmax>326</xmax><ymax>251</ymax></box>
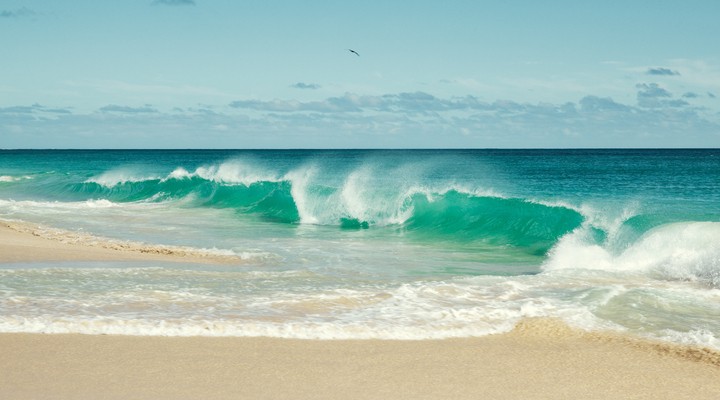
<box><xmin>348</xmin><ymin>49</ymin><xmax>360</xmax><ymax>57</ymax></box>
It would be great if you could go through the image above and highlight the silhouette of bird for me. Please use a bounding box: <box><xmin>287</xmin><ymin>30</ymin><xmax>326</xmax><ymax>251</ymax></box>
<box><xmin>348</xmin><ymin>49</ymin><xmax>360</xmax><ymax>57</ymax></box>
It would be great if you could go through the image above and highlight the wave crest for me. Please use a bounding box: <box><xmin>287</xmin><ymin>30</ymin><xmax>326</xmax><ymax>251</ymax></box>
<box><xmin>10</xmin><ymin>160</ymin><xmax>590</xmax><ymax>256</ymax></box>
<box><xmin>544</xmin><ymin>222</ymin><xmax>720</xmax><ymax>287</ymax></box>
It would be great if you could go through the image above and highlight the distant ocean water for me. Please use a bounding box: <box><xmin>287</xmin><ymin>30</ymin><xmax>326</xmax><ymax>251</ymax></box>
<box><xmin>1</xmin><ymin>149</ymin><xmax>719</xmax><ymax>347</ymax></box>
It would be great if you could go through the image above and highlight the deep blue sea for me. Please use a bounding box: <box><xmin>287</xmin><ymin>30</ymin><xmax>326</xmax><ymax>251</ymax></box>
<box><xmin>1</xmin><ymin>149</ymin><xmax>719</xmax><ymax>346</ymax></box>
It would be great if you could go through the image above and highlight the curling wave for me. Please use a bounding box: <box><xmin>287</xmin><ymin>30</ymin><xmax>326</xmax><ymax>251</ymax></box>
<box><xmin>544</xmin><ymin>221</ymin><xmax>720</xmax><ymax>287</ymax></box>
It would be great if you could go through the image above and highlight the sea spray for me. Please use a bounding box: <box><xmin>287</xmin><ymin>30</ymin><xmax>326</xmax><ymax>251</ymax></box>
<box><xmin>544</xmin><ymin>221</ymin><xmax>720</xmax><ymax>287</ymax></box>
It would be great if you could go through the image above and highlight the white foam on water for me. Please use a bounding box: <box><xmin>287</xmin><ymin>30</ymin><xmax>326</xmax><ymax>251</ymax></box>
<box><xmin>83</xmin><ymin>199</ymin><xmax>117</xmax><ymax>208</ymax></box>
<box><xmin>659</xmin><ymin>328</ymin><xmax>720</xmax><ymax>350</ymax></box>
<box><xmin>284</xmin><ymin>164</ymin><xmax>320</xmax><ymax>224</ymax></box>
<box><xmin>1</xmin><ymin>263</ymin><xmax>718</xmax><ymax>349</ymax></box>
<box><xmin>0</xmin><ymin>199</ymin><xmax>161</xmax><ymax>215</ymax></box>
<box><xmin>544</xmin><ymin>222</ymin><xmax>720</xmax><ymax>287</ymax></box>
<box><xmin>164</xmin><ymin>160</ymin><xmax>281</xmax><ymax>186</ymax></box>
<box><xmin>86</xmin><ymin>168</ymin><xmax>160</xmax><ymax>188</ymax></box>
<box><xmin>0</xmin><ymin>198</ymin><xmax>125</xmax><ymax>213</ymax></box>
<box><xmin>0</xmin><ymin>175</ymin><xmax>32</xmax><ymax>183</ymax></box>
<box><xmin>280</xmin><ymin>160</ymin><xmax>508</xmax><ymax>228</ymax></box>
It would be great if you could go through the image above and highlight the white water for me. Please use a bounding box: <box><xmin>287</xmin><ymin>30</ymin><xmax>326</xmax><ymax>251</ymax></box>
<box><xmin>544</xmin><ymin>221</ymin><xmax>720</xmax><ymax>287</ymax></box>
<box><xmin>1</xmin><ymin>262</ymin><xmax>718</xmax><ymax>347</ymax></box>
<box><xmin>2</xmin><ymin>151</ymin><xmax>719</xmax><ymax>349</ymax></box>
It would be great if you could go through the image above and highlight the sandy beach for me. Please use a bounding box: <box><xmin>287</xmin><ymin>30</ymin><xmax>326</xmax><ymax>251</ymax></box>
<box><xmin>0</xmin><ymin>220</ymin><xmax>242</xmax><ymax>264</ymax></box>
<box><xmin>1</xmin><ymin>222</ymin><xmax>719</xmax><ymax>399</ymax></box>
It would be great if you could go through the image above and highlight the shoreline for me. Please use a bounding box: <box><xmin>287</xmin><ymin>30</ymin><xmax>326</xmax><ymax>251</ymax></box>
<box><xmin>0</xmin><ymin>219</ymin><xmax>243</xmax><ymax>264</ymax></box>
<box><xmin>2</xmin><ymin>321</ymin><xmax>719</xmax><ymax>399</ymax></box>
<box><xmin>1</xmin><ymin>220</ymin><xmax>719</xmax><ymax>399</ymax></box>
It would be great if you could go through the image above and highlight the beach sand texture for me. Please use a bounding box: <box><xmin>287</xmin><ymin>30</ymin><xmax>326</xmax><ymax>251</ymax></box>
<box><xmin>1</xmin><ymin>223</ymin><xmax>719</xmax><ymax>399</ymax></box>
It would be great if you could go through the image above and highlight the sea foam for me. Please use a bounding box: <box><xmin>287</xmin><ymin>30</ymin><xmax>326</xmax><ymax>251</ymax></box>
<box><xmin>544</xmin><ymin>221</ymin><xmax>720</xmax><ymax>287</ymax></box>
<box><xmin>164</xmin><ymin>160</ymin><xmax>281</xmax><ymax>186</ymax></box>
<box><xmin>86</xmin><ymin>168</ymin><xmax>160</xmax><ymax>188</ymax></box>
<box><xmin>0</xmin><ymin>175</ymin><xmax>32</xmax><ymax>182</ymax></box>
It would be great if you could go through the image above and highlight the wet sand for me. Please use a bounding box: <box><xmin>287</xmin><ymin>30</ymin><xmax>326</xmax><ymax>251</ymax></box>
<box><xmin>0</xmin><ymin>220</ymin><xmax>242</xmax><ymax>264</ymax></box>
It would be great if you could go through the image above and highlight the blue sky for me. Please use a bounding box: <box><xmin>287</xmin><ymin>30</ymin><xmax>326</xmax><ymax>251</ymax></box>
<box><xmin>1</xmin><ymin>0</ymin><xmax>719</xmax><ymax>148</ymax></box>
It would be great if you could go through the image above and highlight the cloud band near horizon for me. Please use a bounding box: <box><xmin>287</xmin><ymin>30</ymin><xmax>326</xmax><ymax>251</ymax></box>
<box><xmin>2</xmin><ymin>87</ymin><xmax>718</xmax><ymax>149</ymax></box>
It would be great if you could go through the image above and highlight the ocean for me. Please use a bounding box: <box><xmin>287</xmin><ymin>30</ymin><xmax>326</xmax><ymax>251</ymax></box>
<box><xmin>1</xmin><ymin>149</ymin><xmax>719</xmax><ymax>347</ymax></box>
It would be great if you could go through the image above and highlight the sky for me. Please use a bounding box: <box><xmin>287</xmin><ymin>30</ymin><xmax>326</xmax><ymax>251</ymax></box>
<box><xmin>1</xmin><ymin>0</ymin><xmax>720</xmax><ymax>149</ymax></box>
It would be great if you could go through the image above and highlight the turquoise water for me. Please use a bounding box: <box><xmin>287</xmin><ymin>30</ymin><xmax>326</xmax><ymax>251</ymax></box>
<box><xmin>1</xmin><ymin>149</ymin><xmax>719</xmax><ymax>345</ymax></box>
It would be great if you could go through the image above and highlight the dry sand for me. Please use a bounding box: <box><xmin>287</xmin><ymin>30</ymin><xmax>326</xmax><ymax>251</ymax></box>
<box><xmin>1</xmin><ymin>221</ymin><xmax>719</xmax><ymax>399</ymax></box>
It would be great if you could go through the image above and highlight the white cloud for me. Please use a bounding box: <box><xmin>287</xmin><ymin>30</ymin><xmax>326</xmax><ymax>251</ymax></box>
<box><xmin>3</xmin><ymin>88</ymin><xmax>719</xmax><ymax>149</ymax></box>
